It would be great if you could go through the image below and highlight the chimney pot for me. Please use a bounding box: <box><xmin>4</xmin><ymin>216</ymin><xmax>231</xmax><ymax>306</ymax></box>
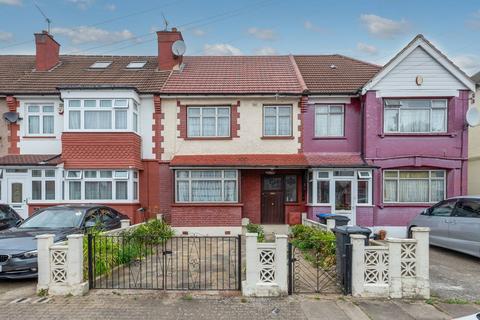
<box><xmin>34</xmin><ymin>32</ymin><xmax>60</xmax><ymax>71</ymax></box>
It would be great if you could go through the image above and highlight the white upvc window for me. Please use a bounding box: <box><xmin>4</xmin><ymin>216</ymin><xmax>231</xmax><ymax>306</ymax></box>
<box><xmin>27</xmin><ymin>105</ymin><xmax>54</xmax><ymax>135</ymax></box>
<box><xmin>187</xmin><ymin>106</ymin><xmax>230</xmax><ymax>137</ymax></box>
<box><xmin>31</xmin><ymin>169</ymin><xmax>57</xmax><ymax>201</ymax></box>
<box><xmin>263</xmin><ymin>105</ymin><xmax>292</xmax><ymax>136</ymax></box>
<box><xmin>384</xmin><ymin>99</ymin><xmax>447</xmax><ymax>133</ymax></box>
<box><xmin>383</xmin><ymin>170</ymin><xmax>445</xmax><ymax>203</ymax></box>
<box><xmin>65</xmin><ymin>169</ymin><xmax>138</xmax><ymax>202</ymax></box>
<box><xmin>65</xmin><ymin>99</ymin><xmax>139</xmax><ymax>132</ymax></box>
<box><xmin>315</xmin><ymin>105</ymin><xmax>344</xmax><ymax>137</ymax></box>
<box><xmin>175</xmin><ymin>170</ymin><xmax>238</xmax><ymax>203</ymax></box>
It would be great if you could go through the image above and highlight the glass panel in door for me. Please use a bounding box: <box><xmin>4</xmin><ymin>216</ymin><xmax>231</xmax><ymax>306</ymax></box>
<box><xmin>10</xmin><ymin>183</ymin><xmax>23</xmax><ymax>204</ymax></box>
<box><xmin>335</xmin><ymin>180</ymin><xmax>352</xmax><ymax>211</ymax></box>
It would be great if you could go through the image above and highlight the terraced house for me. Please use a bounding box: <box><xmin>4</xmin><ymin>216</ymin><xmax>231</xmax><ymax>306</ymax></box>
<box><xmin>0</xmin><ymin>29</ymin><xmax>475</xmax><ymax>236</ymax></box>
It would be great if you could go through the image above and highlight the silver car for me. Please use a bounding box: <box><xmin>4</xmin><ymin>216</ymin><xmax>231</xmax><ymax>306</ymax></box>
<box><xmin>408</xmin><ymin>196</ymin><xmax>480</xmax><ymax>258</ymax></box>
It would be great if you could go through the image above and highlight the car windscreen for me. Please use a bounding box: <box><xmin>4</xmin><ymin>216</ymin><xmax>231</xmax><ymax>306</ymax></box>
<box><xmin>0</xmin><ymin>207</ymin><xmax>15</xmax><ymax>220</ymax></box>
<box><xmin>19</xmin><ymin>209</ymin><xmax>84</xmax><ymax>228</ymax></box>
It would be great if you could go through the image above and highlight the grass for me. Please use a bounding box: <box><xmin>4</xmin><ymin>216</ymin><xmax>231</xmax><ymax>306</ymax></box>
<box><xmin>181</xmin><ymin>294</ymin><xmax>193</xmax><ymax>301</ymax></box>
<box><xmin>37</xmin><ymin>289</ymin><xmax>48</xmax><ymax>297</ymax></box>
<box><xmin>443</xmin><ymin>298</ymin><xmax>469</xmax><ymax>305</ymax></box>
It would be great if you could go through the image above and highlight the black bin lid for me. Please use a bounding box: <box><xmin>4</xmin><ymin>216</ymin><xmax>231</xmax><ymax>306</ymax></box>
<box><xmin>332</xmin><ymin>225</ymin><xmax>372</xmax><ymax>235</ymax></box>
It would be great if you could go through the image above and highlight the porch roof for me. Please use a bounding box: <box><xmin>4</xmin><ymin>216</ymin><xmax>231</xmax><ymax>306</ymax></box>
<box><xmin>0</xmin><ymin>154</ymin><xmax>62</xmax><ymax>166</ymax></box>
<box><xmin>169</xmin><ymin>153</ymin><xmax>369</xmax><ymax>168</ymax></box>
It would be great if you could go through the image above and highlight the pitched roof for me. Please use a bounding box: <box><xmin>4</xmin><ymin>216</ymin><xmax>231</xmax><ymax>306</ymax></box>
<box><xmin>160</xmin><ymin>56</ymin><xmax>304</xmax><ymax>95</ymax></box>
<box><xmin>472</xmin><ymin>71</ymin><xmax>480</xmax><ymax>85</ymax></box>
<box><xmin>293</xmin><ymin>55</ymin><xmax>381</xmax><ymax>94</ymax></box>
<box><xmin>0</xmin><ymin>154</ymin><xmax>62</xmax><ymax>166</ymax></box>
<box><xmin>0</xmin><ymin>55</ymin><xmax>171</xmax><ymax>95</ymax></box>
<box><xmin>170</xmin><ymin>153</ymin><xmax>369</xmax><ymax>168</ymax></box>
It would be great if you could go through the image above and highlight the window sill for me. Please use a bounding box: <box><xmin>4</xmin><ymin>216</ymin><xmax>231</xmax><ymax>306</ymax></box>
<box><xmin>184</xmin><ymin>137</ymin><xmax>233</xmax><ymax>141</ymax></box>
<box><xmin>312</xmin><ymin>136</ymin><xmax>346</xmax><ymax>140</ymax></box>
<box><xmin>22</xmin><ymin>136</ymin><xmax>56</xmax><ymax>139</ymax></box>
<box><xmin>379</xmin><ymin>133</ymin><xmax>455</xmax><ymax>138</ymax></box>
<box><xmin>261</xmin><ymin>136</ymin><xmax>295</xmax><ymax>140</ymax></box>
<box><xmin>380</xmin><ymin>203</ymin><xmax>434</xmax><ymax>208</ymax></box>
<box><xmin>172</xmin><ymin>203</ymin><xmax>243</xmax><ymax>207</ymax></box>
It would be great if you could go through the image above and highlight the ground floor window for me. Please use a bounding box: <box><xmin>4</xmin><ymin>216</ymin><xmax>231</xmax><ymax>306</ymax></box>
<box><xmin>383</xmin><ymin>170</ymin><xmax>445</xmax><ymax>203</ymax></box>
<box><xmin>175</xmin><ymin>170</ymin><xmax>238</xmax><ymax>203</ymax></box>
<box><xmin>31</xmin><ymin>169</ymin><xmax>57</xmax><ymax>201</ymax></box>
<box><xmin>65</xmin><ymin>169</ymin><xmax>138</xmax><ymax>202</ymax></box>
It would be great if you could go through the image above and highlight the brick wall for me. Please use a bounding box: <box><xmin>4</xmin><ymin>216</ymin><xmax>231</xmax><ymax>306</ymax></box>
<box><xmin>241</xmin><ymin>170</ymin><xmax>262</xmax><ymax>224</ymax></box>
<box><xmin>170</xmin><ymin>205</ymin><xmax>242</xmax><ymax>227</ymax></box>
<box><xmin>6</xmin><ymin>96</ymin><xmax>20</xmax><ymax>154</ymax></box>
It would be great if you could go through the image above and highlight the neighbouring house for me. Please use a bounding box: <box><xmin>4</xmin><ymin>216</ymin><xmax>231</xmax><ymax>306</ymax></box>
<box><xmin>468</xmin><ymin>72</ymin><xmax>480</xmax><ymax>195</ymax></box>
<box><xmin>0</xmin><ymin>30</ymin><xmax>475</xmax><ymax>237</ymax></box>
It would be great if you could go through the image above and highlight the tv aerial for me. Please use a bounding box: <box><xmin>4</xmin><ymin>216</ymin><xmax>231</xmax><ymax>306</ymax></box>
<box><xmin>34</xmin><ymin>2</ymin><xmax>52</xmax><ymax>33</ymax></box>
<box><xmin>161</xmin><ymin>13</ymin><xmax>169</xmax><ymax>31</ymax></box>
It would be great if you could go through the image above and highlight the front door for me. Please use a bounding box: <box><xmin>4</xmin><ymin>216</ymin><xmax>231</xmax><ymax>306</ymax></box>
<box><xmin>333</xmin><ymin>180</ymin><xmax>354</xmax><ymax>225</ymax></box>
<box><xmin>7</xmin><ymin>178</ymin><xmax>28</xmax><ymax>219</ymax></box>
<box><xmin>261</xmin><ymin>176</ymin><xmax>285</xmax><ymax>224</ymax></box>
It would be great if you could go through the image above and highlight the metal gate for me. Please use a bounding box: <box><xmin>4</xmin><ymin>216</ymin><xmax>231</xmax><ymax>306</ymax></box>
<box><xmin>288</xmin><ymin>241</ymin><xmax>350</xmax><ymax>294</ymax></box>
<box><xmin>88</xmin><ymin>234</ymin><xmax>242</xmax><ymax>291</ymax></box>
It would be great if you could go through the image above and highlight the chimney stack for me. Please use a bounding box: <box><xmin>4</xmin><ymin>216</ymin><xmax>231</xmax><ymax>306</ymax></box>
<box><xmin>157</xmin><ymin>28</ymin><xmax>183</xmax><ymax>71</ymax></box>
<box><xmin>34</xmin><ymin>31</ymin><xmax>60</xmax><ymax>71</ymax></box>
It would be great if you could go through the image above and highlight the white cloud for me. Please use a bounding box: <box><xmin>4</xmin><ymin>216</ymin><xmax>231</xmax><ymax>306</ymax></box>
<box><xmin>360</xmin><ymin>14</ymin><xmax>409</xmax><ymax>39</ymax></box>
<box><xmin>203</xmin><ymin>43</ymin><xmax>242</xmax><ymax>56</ymax></box>
<box><xmin>452</xmin><ymin>54</ymin><xmax>480</xmax><ymax>76</ymax></box>
<box><xmin>254</xmin><ymin>46</ymin><xmax>277</xmax><ymax>55</ymax></box>
<box><xmin>467</xmin><ymin>9</ymin><xmax>480</xmax><ymax>29</ymax></box>
<box><xmin>105</xmin><ymin>3</ymin><xmax>116</xmax><ymax>11</ymax></box>
<box><xmin>0</xmin><ymin>31</ymin><xmax>13</xmax><ymax>42</ymax></box>
<box><xmin>247</xmin><ymin>27</ymin><xmax>276</xmax><ymax>41</ymax></box>
<box><xmin>67</xmin><ymin>0</ymin><xmax>94</xmax><ymax>10</ymax></box>
<box><xmin>303</xmin><ymin>20</ymin><xmax>325</xmax><ymax>33</ymax></box>
<box><xmin>51</xmin><ymin>26</ymin><xmax>135</xmax><ymax>45</ymax></box>
<box><xmin>0</xmin><ymin>0</ymin><xmax>22</xmax><ymax>5</ymax></box>
<box><xmin>191</xmin><ymin>28</ymin><xmax>206</xmax><ymax>37</ymax></box>
<box><xmin>357</xmin><ymin>42</ymin><xmax>378</xmax><ymax>55</ymax></box>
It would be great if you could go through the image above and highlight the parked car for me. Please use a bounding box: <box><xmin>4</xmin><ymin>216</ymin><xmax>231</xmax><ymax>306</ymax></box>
<box><xmin>408</xmin><ymin>196</ymin><xmax>480</xmax><ymax>258</ymax></box>
<box><xmin>0</xmin><ymin>204</ymin><xmax>128</xmax><ymax>279</ymax></box>
<box><xmin>454</xmin><ymin>313</ymin><xmax>480</xmax><ymax>320</ymax></box>
<box><xmin>0</xmin><ymin>205</ymin><xmax>22</xmax><ymax>231</ymax></box>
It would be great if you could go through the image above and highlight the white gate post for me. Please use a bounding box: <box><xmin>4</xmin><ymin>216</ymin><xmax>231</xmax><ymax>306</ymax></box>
<box><xmin>350</xmin><ymin>234</ymin><xmax>366</xmax><ymax>296</ymax></box>
<box><xmin>387</xmin><ymin>239</ymin><xmax>403</xmax><ymax>298</ymax></box>
<box><xmin>326</xmin><ymin>218</ymin><xmax>336</xmax><ymax>231</ymax></box>
<box><xmin>242</xmin><ymin>233</ymin><xmax>259</xmax><ymax>295</ymax></box>
<box><xmin>275</xmin><ymin>234</ymin><xmax>288</xmax><ymax>293</ymax></box>
<box><xmin>412</xmin><ymin>227</ymin><xmax>430</xmax><ymax>298</ymax></box>
<box><xmin>36</xmin><ymin>234</ymin><xmax>55</xmax><ymax>292</ymax></box>
<box><xmin>66</xmin><ymin>234</ymin><xmax>84</xmax><ymax>286</ymax></box>
<box><xmin>120</xmin><ymin>219</ymin><xmax>131</xmax><ymax>229</ymax></box>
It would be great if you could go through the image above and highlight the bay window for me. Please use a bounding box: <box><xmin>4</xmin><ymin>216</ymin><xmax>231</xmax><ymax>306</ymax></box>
<box><xmin>383</xmin><ymin>170</ymin><xmax>445</xmax><ymax>203</ymax></box>
<box><xmin>66</xmin><ymin>99</ymin><xmax>139</xmax><ymax>132</ymax></box>
<box><xmin>175</xmin><ymin>170</ymin><xmax>238</xmax><ymax>203</ymax></box>
<box><xmin>384</xmin><ymin>99</ymin><xmax>447</xmax><ymax>133</ymax></box>
<box><xmin>31</xmin><ymin>169</ymin><xmax>56</xmax><ymax>201</ymax></box>
<box><xmin>65</xmin><ymin>169</ymin><xmax>138</xmax><ymax>201</ymax></box>
<box><xmin>27</xmin><ymin>105</ymin><xmax>54</xmax><ymax>135</ymax></box>
<box><xmin>315</xmin><ymin>105</ymin><xmax>344</xmax><ymax>137</ymax></box>
<box><xmin>187</xmin><ymin>106</ymin><xmax>230</xmax><ymax>137</ymax></box>
<box><xmin>263</xmin><ymin>105</ymin><xmax>292</xmax><ymax>136</ymax></box>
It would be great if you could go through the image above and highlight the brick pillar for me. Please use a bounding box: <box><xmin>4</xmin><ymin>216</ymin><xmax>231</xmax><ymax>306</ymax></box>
<box><xmin>6</xmin><ymin>96</ymin><xmax>20</xmax><ymax>154</ymax></box>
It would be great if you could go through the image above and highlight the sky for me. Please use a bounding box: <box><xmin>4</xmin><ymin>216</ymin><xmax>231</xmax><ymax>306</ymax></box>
<box><xmin>0</xmin><ymin>0</ymin><xmax>479</xmax><ymax>75</ymax></box>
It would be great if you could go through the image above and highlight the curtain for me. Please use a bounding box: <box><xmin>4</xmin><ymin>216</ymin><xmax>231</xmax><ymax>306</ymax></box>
<box><xmin>202</xmin><ymin>116</ymin><xmax>216</xmax><ymax>136</ymax></box>
<box><xmin>176</xmin><ymin>180</ymin><xmax>189</xmax><ymax>202</ymax></box>
<box><xmin>69</xmin><ymin>111</ymin><xmax>81</xmax><ymax>129</ymax></box>
<box><xmin>115</xmin><ymin>110</ymin><xmax>127</xmax><ymax>129</ymax></box>
<box><xmin>278</xmin><ymin>107</ymin><xmax>291</xmax><ymax>135</ymax></box>
<box><xmin>329</xmin><ymin>113</ymin><xmax>343</xmax><ymax>136</ymax></box>
<box><xmin>85</xmin><ymin>181</ymin><xmax>112</xmax><ymax>200</ymax></box>
<box><xmin>133</xmin><ymin>113</ymin><xmax>138</xmax><ymax>132</ymax></box>
<box><xmin>316</xmin><ymin>181</ymin><xmax>330</xmax><ymax>203</ymax></box>
<box><xmin>45</xmin><ymin>181</ymin><xmax>55</xmax><ymax>200</ymax></box>
<box><xmin>264</xmin><ymin>107</ymin><xmax>277</xmax><ymax>135</ymax></box>
<box><xmin>430</xmin><ymin>180</ymin><xmax>445</xmax><ymax>202</ymax></box>
<box><xmin>400</xmin><ymin>109</ymin><xmax>429</xmax><ymax>132</ymax></box>
<box><xmin>357</xmin><ymin>180</ymin><xmax>368</xmax><ymax>204</ymax></box>
<box><xmin>191</xmin><ymin>181</ymin><xmax>222</xmax><ymax>202</ymax></box>
<box><xmin>188</xmin><ymin>116</ymin><xmax>201</xmax><ymax>136</ymax></box>
<box><xmin>383</xmin><ymin>180</ymin><xmax>397</xmax><ymax>202</ymax></box>
<box><xmin>32</xmin><ymin>181</ymin><xmax>42</xmax><ymax>200</ymax></box>
<box><xmin>224</xmin><ymin>181</ymin><xmax>237</xmax><ymax>201</ymax></box>
<box><xmin>115</xmin><ymin>181</ymin><xmax>128</xmax><ymax>200</ymax></box>
<box><xmin>315</xmin><ymin>113</ymin><xmax>328</xmax><ymax>136</ymax></box>
<box><xmin>399</xmin><ymin>180</ymin><xmax>429</xmax><ymax>202</ymax></box>
<box><xmin>84</xmin><ymin>111</ymin><xmax>112</xmax><ymax>129</ymax></box>
<box><xmin>29</xmin><ymin>116</ymin><xmax>40</xmax><ymax>134</ymax></box>
<box><xmin>217</xmin><ymin>116</ymin><xmax>230</xmax><ymax>136</ymax></box>
<box><xmin>69</xmin><ymin>181</ymin><xmax>81</xmax><ymax>200</ymax></box>
<box><xmin>43</xmin><ymin>115</ymin><xmax>54</xmax><ymax>134</ymax></box>
<box><xmin>431</xmin><ymin>108</ymin><xmax>446</xmax><ymax>132</ymax></box>
<box><xmin>384</xmin><ymin>109</ymin><xmax>398</xmax><ymax>132</ymax></box>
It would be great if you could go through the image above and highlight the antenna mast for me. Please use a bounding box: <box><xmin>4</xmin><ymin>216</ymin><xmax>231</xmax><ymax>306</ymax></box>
<box><xmin>34</xmin><ymin>2</ymin><xmax>52</xmax><ymax>33</ymax></box>
<box><xmin>161</xmin><ymin>13</ymin><xmax>169</xmax><ymax>31</ymax></box>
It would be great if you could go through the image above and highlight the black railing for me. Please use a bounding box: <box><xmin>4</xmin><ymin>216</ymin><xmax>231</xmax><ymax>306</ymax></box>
<box><xmin>87</xmin><ymin>234</ymin><xmax>241</xmax><ymax>291</ymax></box>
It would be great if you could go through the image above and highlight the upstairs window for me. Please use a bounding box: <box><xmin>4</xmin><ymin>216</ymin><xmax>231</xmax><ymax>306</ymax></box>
<box><xmin>315</xmin><ymin>105</ymin><xmax>344</xmax><ymax>137</ymax></box>
<box><xmin>27</xmin><ymin>105</ymin><xmax>54</xmax><ymax>135</ymax></box>
<box><xmin>66</xmin><ymin>99</ymin><xmax>139</xmax><ymax>132</ymax></box>
<box><xmin>384</xmin><ymin>99</ymin><xmax>447</xmax><ymax>133</ymax></box>
<box><xmin>263</xmin><ymin>105</ymin><xmax>292</xmax><ymax>136</ymax></box>
<box><xmin>187</xmin><ymin>106</ymin><xmax>230</xmax><ymax>137</ymax></box>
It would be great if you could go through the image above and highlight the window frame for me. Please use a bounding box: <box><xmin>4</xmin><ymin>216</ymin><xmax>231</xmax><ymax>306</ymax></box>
<box><xmin>175</xmin><ymin>169</ymin><xmax>239</xmax><ymax>203</ymax></box>
<box><xmin>30</xmin><ymin>169</ymin><xmax>57</xmax><ymax>201</ymax></box>
<box><xmin>383</xmin><ymin>99</ymin><xmax>448</xmax><ymax>134</ymax></box>
<box><xmin>26</xmin><ymin>104</ymin><xmax>55</xmax><ymax>136</ymax></box>
<box><xmin>186</xmin><ymin>106</ymin><xmax>231</xmax><ymax>138</ymax></box>
<box><xmin>314</xmin><ymin>104</ymin><xmax>345</xmax><ymax>137</ymax></box>
<box><xmin>263</xmin><ymin>105</ymin><xmax>293</xmax><ymax>137</ymax></box>
<box><xmin>383</xmin><ymin>169</ymin><xmax>446</xmax><ymax>204</ymax></box>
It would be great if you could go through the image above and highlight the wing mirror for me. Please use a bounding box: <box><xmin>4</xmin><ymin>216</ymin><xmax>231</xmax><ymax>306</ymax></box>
<box><xmin>421</xmin><ymin>208</ymin><xmax>431</xmax><ymax>215</ymax></box>
<box><xmin>15</xmin><ymin>220</ymin><xmax>22</xmax><ymax>227</ymax></box>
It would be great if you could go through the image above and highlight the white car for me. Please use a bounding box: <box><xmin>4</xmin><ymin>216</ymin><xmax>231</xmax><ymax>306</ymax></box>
<box><xmin>454</xmin><ymin>313</ymin><xmax>480</xmax><ymax>320</ymax></box>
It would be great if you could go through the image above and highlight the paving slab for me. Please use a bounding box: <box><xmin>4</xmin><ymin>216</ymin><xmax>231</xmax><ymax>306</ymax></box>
<box><xmin>335</xmin><ymin>300</ymin><xmax>371</xmax><ymax>320</ymax></box>
<box><xmin>435</xmin><ymin>302</ymin><xmax>480</xmax><ymax>319</ymax></box>
<box><xmin>394</xmin><ymin>300</ymin><xmax>450</xmax><ymax>320</ymax></box>
<box><xmin>356</xmin><ymin>299</ymin><xmax>415</xmax><ymax>320</ymax></box>
<box><xmin>300</xmin><ymin>300</ymin><xmax>350</xmax><ymax>320</ymax></box>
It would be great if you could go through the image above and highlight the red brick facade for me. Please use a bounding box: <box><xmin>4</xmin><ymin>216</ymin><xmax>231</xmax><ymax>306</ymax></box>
<box><xmin>241</xmin><ymin>170</ymin><xmax>262</xmax><ymax>224</ymax></box>
<box><xmin>61</xmin><ymin>132</ymin><xmax>143</xmax><ymax>169</ymax></box>
<box><xmin>232</xmin><ymin>100</ymin><xmax>240</xmax><ymax>138</ymax></box>
<box><xmin>152</xmin><ymin>95</ymin><xmax>164</xmax><ymax>159</ymax></box>
<box><xmin>298</xmin><ymin>95</ymin><xmax>308</xmax><ymax>153</ymax></box>
<box><xmin>6</xmin><ymin>96</ymin><xmax>20</xmax><ymax>155</ymax></box>
<box><xmin>170</xmin><ymin>204</ymin><xmax>242</xmax><ymax>227</ymax></box>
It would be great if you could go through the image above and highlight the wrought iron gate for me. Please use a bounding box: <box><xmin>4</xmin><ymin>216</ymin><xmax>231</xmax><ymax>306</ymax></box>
<box><xmin>288</xmin><ymin>241</ymin><xmax>350</xmax><ymax>294</ymax></box>
<box><xmin>88</xmin><ymin>234</ymin><xmax>242</xmax><ymax>291</ymax></box>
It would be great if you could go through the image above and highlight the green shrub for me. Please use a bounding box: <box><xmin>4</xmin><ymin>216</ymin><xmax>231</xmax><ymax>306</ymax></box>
<box><xmin>246</xmin><ymin>223</ymin><xmax>265</xmax><ymax>242</ymax></box>
<box><xmin>290</xmin><ymin>224</ymin><xmax>336</xmax><ymax>268</ymax></box>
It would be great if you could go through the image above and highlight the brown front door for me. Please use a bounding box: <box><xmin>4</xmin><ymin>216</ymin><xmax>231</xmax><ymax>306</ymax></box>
<box><xmin>261</xmin><ymin>176</ymin><xmax>285</xmax><ymax>224</ymax></box>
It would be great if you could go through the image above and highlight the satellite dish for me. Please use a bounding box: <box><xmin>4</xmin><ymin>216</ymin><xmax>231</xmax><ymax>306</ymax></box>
<box><xmin>172</xmin><ymin>40</ymin><xmax>186</xmax><ymax>56</ymax></box>
<box><xmin>3</xmin><ymin>112</ymin><xmax>20</xmax><ymax>123</ymax></box>
<box><xmin>466</xmin><ymin>107</ymin><xmax>480</xmax><ymax>127</ymax></box>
